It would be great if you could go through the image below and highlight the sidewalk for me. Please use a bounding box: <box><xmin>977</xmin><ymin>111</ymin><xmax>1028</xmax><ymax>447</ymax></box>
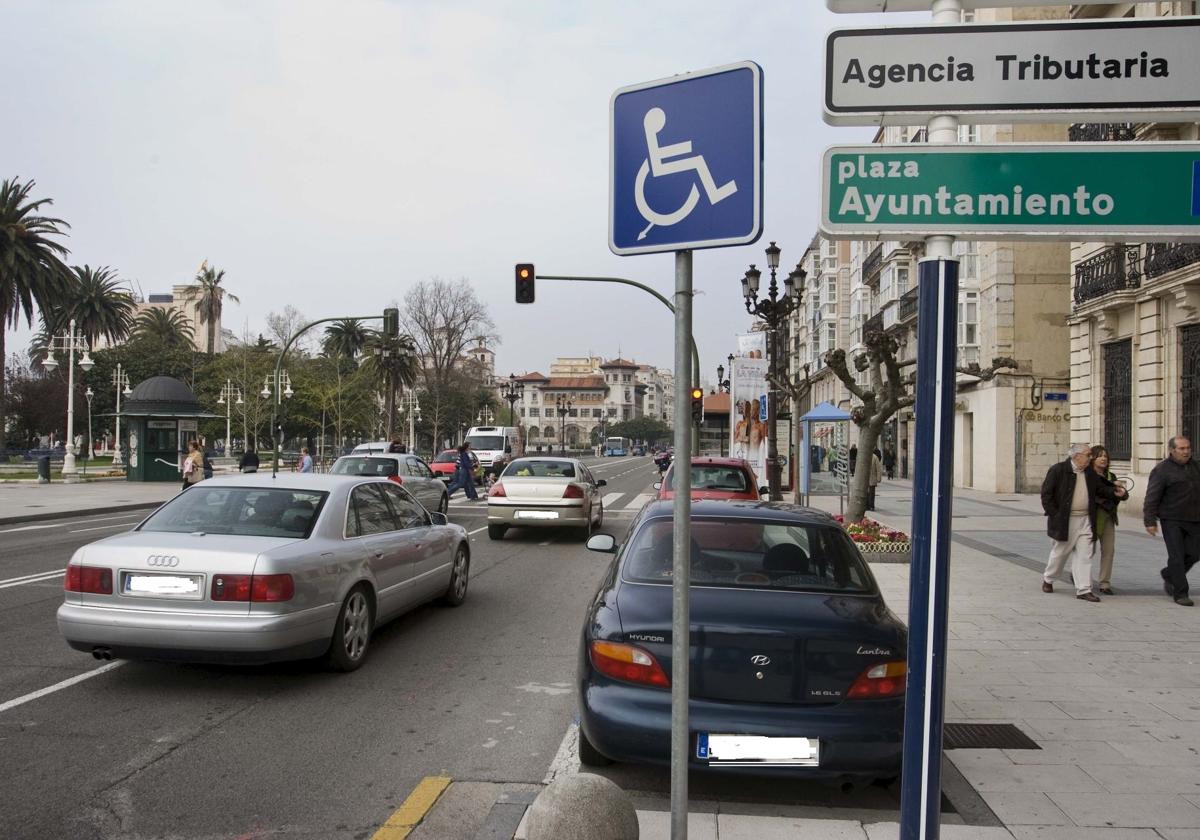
<box><xmin>0</xmin><ymin>480</ymin><xmax>177</xmax><ymax>525</ymax></box>
<box><xmin>506</xmin><ymin>478</ymin><xmax>1200</xmax><ymax>839</ymax></box>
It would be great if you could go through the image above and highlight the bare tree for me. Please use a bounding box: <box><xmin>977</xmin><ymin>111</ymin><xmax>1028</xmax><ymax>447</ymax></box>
<box><xmin>265</xmin><ymin>305</ymin><xmax>311</xmax><ymax>353</ymax></box>
<box><xmin>825</xmin><ymin>327</ymin><xmax>1016</xmax><ymax>522</ymax></box>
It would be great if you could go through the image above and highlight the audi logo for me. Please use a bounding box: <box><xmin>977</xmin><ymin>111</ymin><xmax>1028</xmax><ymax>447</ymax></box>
<box><xmin>750</xmin><ymin>655</ymin><xmax>771</xmax><ymax>666</ymax></box>
<box><xmin>146</xmin><ymin>555</ymin><xmax>180</xmax><ymax>568</ymax></box>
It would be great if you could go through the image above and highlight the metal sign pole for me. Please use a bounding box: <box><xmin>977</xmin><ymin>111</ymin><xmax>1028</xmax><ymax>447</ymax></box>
<box><xmin>670</xmin><ymin>249</ymin><xmax>693</xmax><ymax>840</ymax></box>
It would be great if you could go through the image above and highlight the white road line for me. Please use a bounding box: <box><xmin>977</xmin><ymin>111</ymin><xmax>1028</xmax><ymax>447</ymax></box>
<box><xmin>0</xmin><ymin>661</ymin><xmax>126</xmax><ymax>715</ymax></box>
<box><xmin>0</xmin><ymin>568</ymin><xmax>66</xmax><ymax>585</ymax></box>
<box><xmin>467</xmin><ymin>526</ymin><xmax>488</xmax><ymax>535</ymax></box>
<box><xmin>69</xmin><ymin>524</ymin><xmax>136</xmax><ymax>534</ymax></box>
<box><xmin>543</xmin><ymin>723</ymin><xmax>580</xmax><ymax>784</ymax></box>
<box><xmin>0</xmin><ymin>523</ymin><xmax>62</xmax><ymax>534</ymax></box>
<box><xmin>627</xmin><ymin>493</ymin><xmax>653</xmax><ymax>509</ymax></box>
<box><xmin>602</xmin><ymin>492</ymin><xmax>624</xmax><ymax>508</ymax></box>
<box><xmin>0</xmin><ymin>571</ymin><xmax>65</xmax><ymax>589</ymax></box>
<box><xmin>0</xmin><ymin>512</ymin><xmax>147</xmax><ymax>535</ymax></box>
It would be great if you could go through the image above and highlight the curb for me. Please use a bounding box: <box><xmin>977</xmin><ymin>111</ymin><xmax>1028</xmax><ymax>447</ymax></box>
<box><xmin>0</xmin><ymin>501</ymin><xmax>163</xmax><ymax>528</ymax></box>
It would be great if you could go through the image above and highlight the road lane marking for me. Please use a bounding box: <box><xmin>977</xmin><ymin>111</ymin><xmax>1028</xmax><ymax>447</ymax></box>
<box><xmin>0</xmin><ymin>660</ymin><xmax>126</xmax><ymax>715</ymax></box>
<box><xmin>69</xmin><ymin>523</ymin><xmax>137</xmax><ymax>533</ymax></box>
<box><xmin>627</xmin><ymin>493</ymin><xmax>653</xmax><ymax>509</ymax></box>
<box><xmin>371</xmin><ymin>775</ymin><xmax>452</xmax><ymax>840</ymax></box>
<box><xmin>467</xmin><ymin>526</ymin><xmax>488</xmax><ymax>535</ymax></box>
<box><xmin>602</xmin><ymin>492</ymin><xmax>624</xmax><ymax>507</ymax></box>
<box><xmin>0</xmin><ymin>571</ymin><xmax>65</xmax><ymax>589</ymax></box>
<box><xmin>0</xmin><ymin>512</ymin><xmax>147</xmax><ymax>534</ymax></box>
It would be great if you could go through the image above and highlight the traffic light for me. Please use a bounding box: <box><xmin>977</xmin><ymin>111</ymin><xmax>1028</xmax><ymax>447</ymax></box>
<box><xmin>515</xmin><ymin>263</ymin><xmax>535</xmax><ymax>304</ymax></box>
<box><xmin>382</xmin><ymin>307</ymin><xmax>399</xmax><ymax>338</ymax></box>
<box><xmin>690</xmin><ymin>387</ymin><xmax>704</xmax><ymax>423</ymax></box>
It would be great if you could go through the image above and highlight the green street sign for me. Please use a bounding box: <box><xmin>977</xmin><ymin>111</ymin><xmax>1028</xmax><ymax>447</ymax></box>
<box><xmin>820</xmin><ymin>142</ymin><xmax>1200</xmax><ymax>242</ymax></box>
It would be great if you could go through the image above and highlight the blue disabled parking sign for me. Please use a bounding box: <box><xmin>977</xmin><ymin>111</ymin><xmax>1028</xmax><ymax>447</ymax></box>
<box><xmin>610</xmin><ymin>61</ymin><xmax>763</xmax><ymax>256</ymax></box>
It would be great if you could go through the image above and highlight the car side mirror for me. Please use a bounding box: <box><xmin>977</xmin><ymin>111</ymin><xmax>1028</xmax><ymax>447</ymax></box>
<box><xmin>597</xmin><ymin>479</ymin><xmax>607</xmax><ymax>487</ymax></box>
<box><xmin>759</xmin><ymin>486</ymin><xmax>769</xmax><ymax>496</ymax></box>
<box><xmin>586</xmin><ymin>533</ymin><xmax>617</xmax><ymax>554</ymax></box>
<box><xmin>504</xmin><ymin>445</ymin><xmax>512</xmax><ymax>454</ymax></box>
<box><xmin>429</xmin><ymin>512</ymin><xmax>448</xmax><ymax>526</ymax></box>
<box><xmin>653</xmin><ymin>482</ymin><xmax>662</xmax><ymax>490</ymax></box>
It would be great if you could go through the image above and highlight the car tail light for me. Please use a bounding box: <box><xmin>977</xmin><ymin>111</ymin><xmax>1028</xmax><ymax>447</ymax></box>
<box><xmin>488</xmin><ymin>482</ymin><xmax>506</xmax><ymax>497</ymax></box>
<box><xmin>64</xmin><ymin>565</ymin><xmax>112</xmax><ymax>595</ymax></box>
<box><xmin>211</xmin><ymin>574</ymin><xmax>294</xmax><ymax>602</ymax></box>
<box><xmin>562</xmin><ymin>484</ymin><xmax>585</xmax><ymax>499</ymax></box>
<box><xmin>388</xmin><ymin>475</ymin><xmax>404</xmax><ymax>485</ymax></box>
<box><xmin>846</xmin><ymin>660</ymin><xmax>907</xmax><ymax>699</ymax></box>
<box><xmin>590</xmin><ymin>640</ymin><xmax>670</xmax><ymax>689</ymax></box>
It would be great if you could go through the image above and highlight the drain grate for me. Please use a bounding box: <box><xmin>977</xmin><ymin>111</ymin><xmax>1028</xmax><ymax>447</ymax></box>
<box><xmin>944</xmin><ymin>723</ymin><xmax>1040</xmax><ymax>750</ymax></box>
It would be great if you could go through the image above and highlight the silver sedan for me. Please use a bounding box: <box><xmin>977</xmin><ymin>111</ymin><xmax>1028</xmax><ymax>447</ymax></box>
<box><xmin>486</xmin><ymin>457</ymin><xmax>606</xmax><ymax>540</ymax></box>
<box><xmin>57</xmin><ymin>474</ymin><xmax>470</xmax><ymax>671</ymax></box>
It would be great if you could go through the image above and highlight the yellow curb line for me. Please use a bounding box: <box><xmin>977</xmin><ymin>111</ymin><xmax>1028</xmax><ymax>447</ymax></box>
<box><xmin>371</xmin><ymin>775</ymin><xmax>452</xmax><ymax>840</ymax></box>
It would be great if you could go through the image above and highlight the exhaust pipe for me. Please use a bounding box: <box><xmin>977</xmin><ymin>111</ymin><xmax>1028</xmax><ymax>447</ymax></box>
<box><xmin>92</xmin><ymin>647</ymin><xmax>113</xmax><ymax>661</ymax></box>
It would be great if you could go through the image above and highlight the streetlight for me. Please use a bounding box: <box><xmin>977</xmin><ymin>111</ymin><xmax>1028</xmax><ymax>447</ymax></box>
<box><xmin>555</xmin><ymin>395</ymin><xmax>573</xmax><ymax>457</ymax></box>
<box><xmin>716</xmin><ymin>353</ymin><xmax>734</xmax><ymax>394</ymax></box>
<box><xmin>216</xmin><ymin>379</ymin><xmax>244</xmax><ymax>457</ymax></box>
<box><xmin>477</xmin><ymin>404</ymin><xmax>495</xmax><ymax>426</ymax></box>
<box><xmin>500</xmin><ymin>374</ymin><xmax>524</xmax><ymax>426</ymax></box>
<box><xmin>110</xmin><ymin>364</ymin><xmax>132</xmax><ymax>466</ymax></box>
<box><xmin>400</xmin><ymin>388</ymin><xmax>420</xmax><ymax>453</ymax></box>
<box><xmin>41</xmin><ymin>318</ymin><xmax>94</xmax><ymax>482</ymax></box>
<box><xmin>84</xmin><ymin>386</ymin><xmax>94</xmax><ymax>477</ymax></box>
<box><xmin>742</xmin><ymin>241</ymin><xmax>805</xmax><ymax>501</ymax></box>
<box><xmin>260</xmin><ymin>370</ymin><xmax>292</xmax><ymax>470</ymax></box>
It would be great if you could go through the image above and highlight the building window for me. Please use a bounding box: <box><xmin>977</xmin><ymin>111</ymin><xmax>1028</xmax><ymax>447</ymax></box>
<box><xmin>958</xmin><ymin>292</ymin><xmax>978</xmax><ymax>347</ymax></box>
<box><xmin>592</xmin><ymin>408</ymin><xmax>602</xmax><ymax>418</ymax></box>
<box><xmin>528</xmin><ymin>408</ymin><xmax>539</xmax><ymax>418</ymax></box>
<box><xmin>1182</xmin><ymin>326</ymin><xmax>1200</xmax><ymax>454</ymax></box>
<box><xmin>568</xmin><ymin>409</ymin><xmax>578</xmax><ymax>417</ymax></box>
<box><xmin>1103</xmin><ymin>339</ymin><xmax>1132</xmax><ymax>461</ymax></box>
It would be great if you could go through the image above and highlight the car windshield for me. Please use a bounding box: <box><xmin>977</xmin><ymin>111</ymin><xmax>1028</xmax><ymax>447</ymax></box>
<box><xmin>466</xmin><ymin>435</ymin><xmax>504</xmax><ymax>450</ymax></box>
<box><xmin>502</xmin><ymin>460</ymin><xmax>576</xmax><ymax>478</ymax></box>
<box><xmin>433</xmin><ymin>452</ymin><xmax>457</xmax><ymax>464</ymax></box>
<box><xmin>331</xmin><ymin>457</ymin><xmax>399</xmax><ymax>478</ymax></box>
<box><xmin>664</xmin><ymin>465</ymin><xmax>750</xmax><ymax>492</ymax></box>
<box><xmin>621</xmin><ymin>517</ymin><xmax>873</xmax><ymax>593</ymax></box>
<box><xmin>140</xmin><ymin>487</ymin><xmax>328</xmax><ymax>538</ymax></box>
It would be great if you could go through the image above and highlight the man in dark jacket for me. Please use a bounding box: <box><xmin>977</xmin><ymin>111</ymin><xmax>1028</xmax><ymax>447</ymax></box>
<box><xmin>1144</xmin><ymin>436</ymin><xmax>1200</xmax><ymax>606</ymax></box>
<box><xmin>1041</xmin><ymin>442</ymin><xmax>1124</xmax><ymax>602</ymax></box>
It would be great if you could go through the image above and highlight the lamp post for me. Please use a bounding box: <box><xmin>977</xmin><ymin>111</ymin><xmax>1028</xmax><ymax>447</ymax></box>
<box><xmin>217</xmin><ymin>379</ymin><xmax>244</xmax><ymax>457</ymax></box>
<box><xmin>500</xmin><ymin>374</ymin><xmax>524</xmax><ymax>426</ymax></box>
<box><xmin>40</xmin><ymin>318</ymin><xmax>95</xmax><ymax>482</ymax></box>
<box><xmin>84</xmin><ymin>386</ymin><xmax>94</xmax><ymax>476</ymax></box>
<box><xmin>477</xmin><ymin>405</ymin><xmax>495</xmax><ymax>426</ymax></box>
<box><xmin>742</xmin><ymin>241</ymin><xmax>805</xmax><ymax>501</ymax></box>
<box><xmin>555</xmin><ymin>395</ymin><xmax>572</xmax><ymax>457</ymax></box>
<box><xmin>716</xmin><ymin>356</ymin><xmax>733</xmax><ymax>456</ymax></box>
<box><xmin>110</xmin><ymin>364</ymin><xmax>132</xmax><ymax>465</ymax></box>
<box><xmin>260</xmin><ymin>369</ymin><xmax>293</xmax><ymax>470</ymax></box>
<box><xmin>596</xmin><ymin>413</ymin><xmax>607</xmax><ymax>455</ymax></box>
<box><xmin>716</xmin><ymin>353</ymin><xmax>733</xmax><ymax>394</ymax></box>
<box><xmin>400</xmin><ymin>388</ymin><xmax>421</xmax><ymax>454</ymax></box>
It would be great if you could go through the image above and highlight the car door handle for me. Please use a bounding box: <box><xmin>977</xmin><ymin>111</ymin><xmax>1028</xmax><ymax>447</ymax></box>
<box><xmin>373</xmin><ymin>550</ymin><xmax>384</xmax><ymax>559</ymax></box>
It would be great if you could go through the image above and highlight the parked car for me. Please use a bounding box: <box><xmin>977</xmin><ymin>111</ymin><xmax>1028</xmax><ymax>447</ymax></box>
<box><xmin>57</xmin><ymin>474</ymin><xmax>471</xmax><ymax>670</ymax></box>
<box><xmin>655</xmin><ymin>456</ymin><xmax>765</xmax><ymax>501</ymax></box>
<box><xmin>577</xmin><ymin>499</ymin><xmax>907</xmax><ymax>779</ymax></box>
<box><xmin>430</xmin><ymin>449</ymin><xmax>483</xmax><ymax>484</ymax></box>
<box><xmin>631</xmin><ymin>445</ymin><xmax>646</xmax><ymax>456</ymax></box>
<box><xmin>486</xmin><ymin>457</ymin><xmax>606</xmax><ymax>540</ymax></box>
<box><xmin>331</xmin><ymin>454</ymin><xmax>449</xmax><ymax>514</ymax></box>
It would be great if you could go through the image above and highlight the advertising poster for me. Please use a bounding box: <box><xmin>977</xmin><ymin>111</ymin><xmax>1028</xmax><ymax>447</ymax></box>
<box><xmin>736</xmin><ymin>331</ymin><xmax>767</xmax><ymax>360</ymax></box>
<box><xmin>729</xmin><ymin>357</ymin><xmax>769</xmax><ymax>481</ymax></box>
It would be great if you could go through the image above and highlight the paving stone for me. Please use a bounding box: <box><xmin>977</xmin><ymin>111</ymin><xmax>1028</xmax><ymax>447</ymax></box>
<box><xmin>1007</xmin><ymin>828</ymin><xmax>1161</xmax><ymax>840</ymax></box>
<box><xmin>1047</xmin><ymin>793</ymin><xmax>1200</xmax><ymax>828</ymax></box>
<box><xmin>1000</xmin><ymin>741</ymin><xmax>1124</xmax><ymax>766</ymax></box>
<box><xmin>955</xmin><ymin>762</ymin><xmax>1102</xmax><ymax>793</ymax></box>
<box><xmin>633</xmin><ymin>810</ymin><xmax>717</xmax><ymax>840</ymax></box>
<box><xmin>717</xmin><ymin>814</ymin><xmax>866</xmax><ymax>839</ymax></box>
<box><xmin>1108</xmin><ymin>741</ymin><xmax>1200</xmax><ymax>766</ymax></box>
<box><xmin>1053</xmin><ymin>701</ymin><xmax>1177</xmax><ymax>722</ymax></box>
<box><xmin>976</xmin><ymin>791</ymin><xmax>1072</xmax><ymax>826</ymax></box>
<box><xmin>865</xmin><ymin>822</ymin><xmax>1015</xmax><ymax>839</ymax></box>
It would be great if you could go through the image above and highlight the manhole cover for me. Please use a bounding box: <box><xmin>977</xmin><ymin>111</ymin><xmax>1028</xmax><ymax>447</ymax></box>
<box><xmin>944</xmin><ymin>723</ymin><xmax>1040</xmax><ymax>750</ymax></box>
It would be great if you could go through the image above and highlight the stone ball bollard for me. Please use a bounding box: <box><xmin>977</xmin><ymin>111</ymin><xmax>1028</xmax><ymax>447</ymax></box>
<box><xmin>526</xmin><ymin>773</ymin><xmax>639</xmax><ymax>840</ymax></box>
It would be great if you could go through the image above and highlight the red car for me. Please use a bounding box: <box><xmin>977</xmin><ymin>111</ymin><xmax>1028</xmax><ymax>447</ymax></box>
<box><xmin>430</xmin><ymin>449</ymin><xmax>482</xmax><ymax>484</ymax></box>
<box><xmin>655</xmin><ymin>456</ymin><xmax>764</xmax><ymax>501</ymax></box>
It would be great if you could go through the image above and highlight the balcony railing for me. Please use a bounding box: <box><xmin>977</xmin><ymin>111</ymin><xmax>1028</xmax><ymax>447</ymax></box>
<box><xmin>862</xmin><ymin>244</ymin><xmax>883</xmax><ymax>283</ymax></box>
<box><xmin>898</xmin><ymin>285</ymin><xmax>919</xmax><ymax>322</ymax></box>
<box><xmin>1073</xmin><ymin>245</ymin><xmax>1142</xmax><ymax>306</ymax></box>
<box><xmin>1144</xmin><ymin>242</ymin><xmax>1200</xmax><ymax>280</ymax></box>
<box><xmin>1068</xmin><ymin>123</ymin><xmax>1137</xmax><ymax>142</ymax></box>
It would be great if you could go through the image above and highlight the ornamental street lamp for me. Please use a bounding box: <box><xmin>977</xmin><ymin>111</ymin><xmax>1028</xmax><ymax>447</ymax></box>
<box><xmin>500</xmin><ymin>374</ymin><xmax>524</xmax><ymax>426</ymax></box>
<box><xmin>716</xmin><ymin>353</ymin><xmax>734</xmax><ymax>394</ymax></box>
<box><xmin>477</xmin><ymin>405</ymin><xmax>495</xmax><ymax>426</ymax></box>
<box><xmin>742</xmin><ymin>241</ymin><xmax>805</xmax><ymax>501</ymax></box>
<box><xmin>555</xmin><ymin>395</ymin><xmax>573</xmax><ymax>457</ymax></box>
<box><xmin>84</xmin><ymin>386</ymin><xmax>94</xmax><ymax>476</ymax></box>
<box><xmin>400</xmin><ymin>388</ymin><xmax>421</xmax><ymax>454</ymax></box>
<box><xmin>217</xmin><ymin>379</ymin><xmax>244</xmax><ymax>457</ymax></box>
<box><xmin>110</xmin><ymin>364</ymin><xmax>132</xmax><ymax>466</ymax></box>
<box><xmin>40</xmin><ymin>318</ymin><xmax>94</xmax><ymax>482</ymax></box>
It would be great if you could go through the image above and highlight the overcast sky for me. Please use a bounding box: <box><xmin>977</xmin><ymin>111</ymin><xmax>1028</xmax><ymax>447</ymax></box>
<box><xmin>2</xmin><ymin>0</ymin><xmax>924</xmax><ymax>387</ymax></box>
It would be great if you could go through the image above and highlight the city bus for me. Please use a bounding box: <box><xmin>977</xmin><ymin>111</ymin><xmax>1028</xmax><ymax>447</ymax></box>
<box><xmin>603</xmin><ymin>436</ymin><xmax>631</xmax><ymax>456</ymax></box>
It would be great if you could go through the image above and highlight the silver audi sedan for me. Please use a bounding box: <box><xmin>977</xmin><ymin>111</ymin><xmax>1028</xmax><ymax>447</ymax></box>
<box><xmin>57</xmin><ymin>474</ymin><xmax>470</xmax><ymax>671</ymax></box>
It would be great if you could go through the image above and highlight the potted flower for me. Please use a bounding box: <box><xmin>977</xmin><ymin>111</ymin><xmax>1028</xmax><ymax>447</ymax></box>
<box><xmin>840</xmin><ymin>517</ymin><xmax>911</xmax><ymax>564</ymax></box>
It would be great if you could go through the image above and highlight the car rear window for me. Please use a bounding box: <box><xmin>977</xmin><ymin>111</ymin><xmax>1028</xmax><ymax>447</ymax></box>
<box><xmin>664</xmin><ymin>465</ymin><xmax>750</xmax><ymax>492</ymax></box>
<box><xmin>502</xmin><ymin>460</ymin><xmax>575</xmax><ymax>478</ymax></box>
<box><xmin>433</xmin><ymin>452</ymin><xmax>457</xmax><ymax>464</ymax></box>
<box><xmin>140</xmin><ymin>488</ymin><xmax>328</xmax><ymax>538</ymax></box>
<box><xmin>332</xmin><ymin>457</ymin><xmax>399</xmax><ymax>478</ymax></box>
<box><xmin>621</xmin><ymin>517</ymin><xmax>873</xmax><ymax>593</ymax></box>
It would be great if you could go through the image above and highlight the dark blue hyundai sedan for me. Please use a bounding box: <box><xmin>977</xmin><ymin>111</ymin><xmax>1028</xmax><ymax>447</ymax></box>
<box><xmin>576</xmin><ymin>500</ymin><xmax>907</xmax><ymax>781</ymax></box>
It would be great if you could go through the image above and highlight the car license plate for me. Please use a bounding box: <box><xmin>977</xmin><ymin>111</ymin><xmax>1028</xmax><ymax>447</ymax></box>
<box><xmin>122</xmin><ymin>572</ymin><xmax>203</xmax><ymax>599</ymax></box>
<box><xmin>515</xmin><ymin>510</ymin><xmax>558</xmax><ymax>520</ymax></box>
<box><xmin>697</xmin><ymin>733</ymin><xmax>819</xmax><ymax>766</ymax></box>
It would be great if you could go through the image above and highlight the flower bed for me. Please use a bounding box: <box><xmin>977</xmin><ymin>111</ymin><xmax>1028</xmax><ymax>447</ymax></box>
<box><xmin>834</xmin><ymin>516</ymin><xmax>911</xmax><ymax>564</ymax></box>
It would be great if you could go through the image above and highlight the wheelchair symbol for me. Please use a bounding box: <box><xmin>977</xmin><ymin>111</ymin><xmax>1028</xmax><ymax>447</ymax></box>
<box><xmin>635</xmin><ymin>107</ymin><xmax>738</xmax><ymax>241</ymax></box>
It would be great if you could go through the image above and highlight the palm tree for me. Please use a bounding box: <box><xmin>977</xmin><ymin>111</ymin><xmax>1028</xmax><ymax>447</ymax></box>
<box><xmin>48</xmin><ymin>265</ymin><xmax>135</xmax><ymax>347</ymax></box>
<box><xmin>0</xmin><ymin>177</ymin><xmax>72</xmax><ymax>450</ymax></box>
<box><xmin>184</xmin><ymin>261</ymin><xmax>239</xmax><ymax>354</ymax></box>
<box><xmin>362</xmin><ymin>331</ymin><xmax>419</xmax><ymax>439</ymax></box>
<box><xmin>322</xmin><ymin>318</ymin><xmax>369</xmax><ymax>360</ymax></box>
<box><xmin>131</xmin><ymin>307</ymin><xmax>195</xmax><ymax>348</ymax></box>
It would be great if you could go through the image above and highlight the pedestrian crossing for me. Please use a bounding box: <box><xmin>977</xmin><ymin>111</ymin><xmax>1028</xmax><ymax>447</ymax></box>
<box><xmin>449</xmin><ymin>491</ymin><xmax>655</xmax><ymax>514</ymax></box>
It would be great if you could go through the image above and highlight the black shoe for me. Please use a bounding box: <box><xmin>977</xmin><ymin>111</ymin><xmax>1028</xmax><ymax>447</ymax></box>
<box><xmin>1175</xmin><ymin>595</ymin><xmax>1194</xmax><ymax>607</ymax></box>
<box><xmin>1098</xmin><ymin>586</ymin><xmax>1115</xmax><ymax>596</ymax></box>
<box><xmin>1164</xmin><ymin>578</ymin><xmax>1176</xmax><ymax>597</ymax></box>
<box><xmin>1042</xmin><ymin>581</ymin><xmax>1053</xmax><ymax>593</ymax></box>
<box><xmin>1076</xmin><ymin>592</ymin><xmax>1101</xmax><ymax>602</ymax></box>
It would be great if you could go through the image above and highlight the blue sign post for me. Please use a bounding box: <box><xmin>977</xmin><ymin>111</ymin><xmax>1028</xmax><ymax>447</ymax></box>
<box><xmin>610</xmin><ymin>61</ymin><xmax>763</xmax><ymax>256</ymax></box>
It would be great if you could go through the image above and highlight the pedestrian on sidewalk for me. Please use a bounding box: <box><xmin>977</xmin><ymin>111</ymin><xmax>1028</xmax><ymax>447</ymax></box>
<box><xmin>883</xmin><ymin>445</ymin><xmax>896</xmax><ymax>480</ymax></box>
<box><xmin>445</xmin><ymin>442</ymin><xmax>478</xmax><ymax>501</ymax></box>
<box><xmin>239</xmin><ymin>437</ymin><xmax>260</xmax><ymax>474</ymax></box>
<box><xmin>181</xmin><ymin>440</ymin><xmax>204</xmax><ymax>492</ymax></box>
<box><xmin>202</xmin><ymin>445</ymin><xmax>214</xmax><ymax>480</ymax></box>
<box><xmin>1143</xmin><ymin>435</ymin><xmax>1200</xmax><ymax>607</ymax></box>
<box><xmin>1040</xmin><ymin>442</ymin><xmax>1123</xmax><ymax>602</ymax></box>
<box><xmin>1090</xmin><ymin>445</ymin><xmax>1125</xmax><ymax>596</ymax></box>
<box><xmin>297</xmin><ymin>447</ymin><xmax>313</xmax><ymax>473</ymax></box>
<box><xmin>866</xmin><ymin>448</ymin><xmax>883</xmax><ymax>511</ymax></box>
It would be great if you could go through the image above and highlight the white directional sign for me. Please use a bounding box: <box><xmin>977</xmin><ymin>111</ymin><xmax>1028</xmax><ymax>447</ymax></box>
<box><xmin>825</xmin><ymin>18</ymin><xmax>1200</xmax><ymax>126</ymax></box>
<box><xmin>827</xmin><ymin>0</ymin><xmax>1111</xmax><ymax>11</ymax></box>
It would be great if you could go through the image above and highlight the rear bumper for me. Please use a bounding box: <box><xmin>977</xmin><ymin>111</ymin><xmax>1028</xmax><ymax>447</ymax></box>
<box><xmin>57</xmin><ymin>602</ymin><xmax>337</xmax><ymax>664</ymax></box>
<box><xmin>578</xmin><ymin>676</ymin><xmax>903</xmax><ymax>778</ymax></box>
<box><xmin>488</xmin><ymin>501</ymin><xmax>589</xmax><ymax>528</ymax></box>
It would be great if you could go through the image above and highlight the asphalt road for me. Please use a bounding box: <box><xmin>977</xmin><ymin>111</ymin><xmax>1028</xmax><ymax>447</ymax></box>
<box><xmin>0</xmin><ymin>455</ymin><xmax>910</xmax><ymax>839</ymax></box>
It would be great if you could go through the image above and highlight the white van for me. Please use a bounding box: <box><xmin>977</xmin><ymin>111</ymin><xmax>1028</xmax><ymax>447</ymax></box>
<box><xmin>464</xmin><ymin>426</ymin><xmax>523</xmax><ymax>477</ymax></box>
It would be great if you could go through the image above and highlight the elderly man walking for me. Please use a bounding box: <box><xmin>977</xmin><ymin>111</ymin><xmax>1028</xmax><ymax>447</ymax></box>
<box><xmin>1041</xmin><ymin>442</ymin><xmax>1123</xmax><ymax>602</ymax></box>
<box><xmin>1144</xmin><ymin>436</ymin><xmax>1200</xmax><ymax>607</ymax></box>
